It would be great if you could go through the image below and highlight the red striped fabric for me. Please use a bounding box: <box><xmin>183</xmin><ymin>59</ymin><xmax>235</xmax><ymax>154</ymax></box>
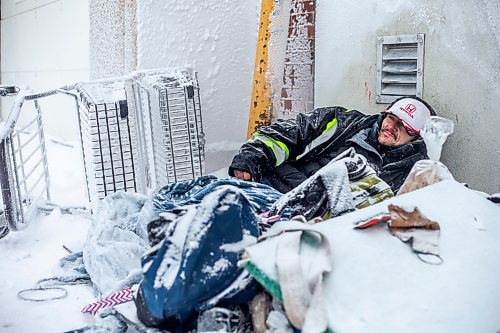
<box><xmin>81</xmin><ymin>287</ymin><xmax>134</xmax><ymax>315</ymax></box>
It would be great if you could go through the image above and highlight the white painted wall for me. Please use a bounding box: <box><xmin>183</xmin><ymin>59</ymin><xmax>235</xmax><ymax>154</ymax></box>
<box><xmin>88</xmin><ymin>0</ymin><xmax>136</xmax><ymax>80</ymax></box>
<box><xmin>0</xmin><ymin>0</ymin><xmax>89</xmax><ymax>140</ymax></box>
<box><xmin>315</xmin><ymin>0</ymin><xmax>500</xmax><ymax>193</ymax></box>
<box><xmin>2</xmin><ymin>0</ymin><xmax>497</xmax><ymax>192</ymax></box>
<box><xmin>136</xmin><ymin>0</ymin><xmax>261</xmax><ymax>163</ymax></box>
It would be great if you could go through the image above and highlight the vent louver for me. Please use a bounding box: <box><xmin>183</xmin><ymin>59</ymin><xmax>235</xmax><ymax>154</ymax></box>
<box><xmin>376</xmin><ymin>34</ymin><xmax>425</xmax><ymax>103</ymax></box>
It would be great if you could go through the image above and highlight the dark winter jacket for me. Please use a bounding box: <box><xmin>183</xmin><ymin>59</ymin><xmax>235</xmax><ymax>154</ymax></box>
<box><xmin>229</xmin><ymin>107</ymin><xmax>428</xmax><ymax>193</ymax></box>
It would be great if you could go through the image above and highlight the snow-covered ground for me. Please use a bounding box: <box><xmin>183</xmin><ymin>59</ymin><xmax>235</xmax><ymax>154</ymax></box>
<box><xmin>0</xmin><ymin>137</ymin><xmax>95</xmax><ymax>332</ymax></box>
<box><xmin>246</xmin><ymin>180</ymin><xmax>500</xmax><ymax>332</ymax></box>
<box><xmin>0</xmin><ymin>210</ymin><xmax>94</xmax><ymax>332</ymax></box>
<box><xmin>1</xmin><ymin>136</ymin><xmax>500</xmax><ymax>333</ymax></box>
<box><xmin>0</xmin><ymin>136</ymin><xmax>230</xmax><ymax>332</ymax></box>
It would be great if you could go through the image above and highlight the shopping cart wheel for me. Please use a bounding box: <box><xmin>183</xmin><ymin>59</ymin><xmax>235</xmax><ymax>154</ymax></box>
<box><xmin>0</xmin><ymin>210</ymin><xmax>9</xmax><ymax>239</ymax></box>
<box><xmin>0</xmin><ymin>85</ymin><xmax>20</xmax><ymax>96</ymax></box>
<box><xmin>0</xmin><ymin>226</ymin><xmax>9</xmax><ymax>239</ymax></box>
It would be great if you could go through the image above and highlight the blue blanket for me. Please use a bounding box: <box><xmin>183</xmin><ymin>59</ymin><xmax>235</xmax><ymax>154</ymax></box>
<box><xmin>153</xmin><ymin>175</ymin><xmax>283</xmax><ymax>214</ymax></box>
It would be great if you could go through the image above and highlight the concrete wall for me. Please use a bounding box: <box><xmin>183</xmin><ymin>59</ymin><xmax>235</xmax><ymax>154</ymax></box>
<box><xmin>89</xmin><ymin>0</ymin><xmax>136</xmax><ymax>79</ymax></box>
<box><xmin>0</xmin><ymin>0</ymin><xmax>89</xmax><ymax>139</ymax></box>
<box><xmin>2</xmin><ymin>0</ymin><xmax>497</xmax><ymax>191</ymax></box>
<box><xmin>136</xmin><ymin>0</ymin><xmax>261</xmax><ymax>170</ymax></box>
<box><xmin>315</xmin><ymin>0</ymin><xmax>500</xmax><ymax>193</ymax></box>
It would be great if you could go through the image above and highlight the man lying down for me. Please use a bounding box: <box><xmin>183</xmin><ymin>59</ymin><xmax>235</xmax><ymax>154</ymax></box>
<box><xmin>83</xmin><ymin>97</ymin><xmax>437</xmax><ymax>332</ymax></box>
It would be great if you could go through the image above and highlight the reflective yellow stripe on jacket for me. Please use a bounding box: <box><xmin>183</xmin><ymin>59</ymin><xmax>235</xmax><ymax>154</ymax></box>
<box><xmin>251</xmin><ymin>109</ymin><xmax>349</xmax><ymax>164</ymax></box>
<box><xmin>296</xmin><ymin>117</ymin><xmax>339</xmax><ymax>160</ymax></box>
<box><xmin>250</xmin><ymin>133</ymin><xmax>290</xmax><ymax>166</ymax></box>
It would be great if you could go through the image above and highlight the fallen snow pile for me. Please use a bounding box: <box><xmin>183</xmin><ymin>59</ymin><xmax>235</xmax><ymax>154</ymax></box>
<box><xmin>1</xmin><ymin>136</ymin><xmax>500</xmax><ymax>332</ymax></box>
<box><xmin>245</xmin><ymin>180</ymin><xmax>500</xmax><ymax>333</ymax></box>
<box><xmin>82</xmin><ymin>191</ymin><xmax>156</xmax><ymax>295</ymax></box>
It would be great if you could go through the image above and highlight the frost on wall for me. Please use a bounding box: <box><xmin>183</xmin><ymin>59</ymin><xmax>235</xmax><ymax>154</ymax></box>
<box><xmin>314</xmin><ymin>0</ymin><xmax>500</xmax><ymax>193</ymax></box>
<box><xmin>269</xmin><ymin>0</ymin><xmax>316</xmax><ymax>120</ymax></box>
<box><xmin>136</xmin><ymin>1</ymin><xmax>260</xmax><ymax>152</ymax></box>
<box><xmin>89</xmin><ymin>0</ymin><xmax>137</xmax><ymax>79</ymax></box>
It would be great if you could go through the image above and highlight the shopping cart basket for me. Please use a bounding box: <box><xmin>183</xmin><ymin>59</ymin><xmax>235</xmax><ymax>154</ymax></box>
<box><xmin>76</xmin><ymin>67</ymin><xmax>205</xmax><ymax>210</ymax></box>
<box><xmin>0</xmin><ymin>85</ymin><xmax>79</xmax><ymax>234</ymax></box>
<box><xmin>0</xmin><ymin>67</ymin><xmax>206</xmax><ymax>236</ymax></box>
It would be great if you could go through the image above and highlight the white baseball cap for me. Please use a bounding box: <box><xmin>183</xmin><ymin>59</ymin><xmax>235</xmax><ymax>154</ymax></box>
<box><xmin>383</xmin><ymin>98</ymin><xmax>432</xmax><ymax>135</ymax></box>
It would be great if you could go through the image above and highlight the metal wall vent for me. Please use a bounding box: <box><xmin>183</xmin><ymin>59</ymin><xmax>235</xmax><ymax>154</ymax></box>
<box><xmin>376</xmin><ymin>34</ymin><xmax>425</xmax><ymax>103</ymax></box>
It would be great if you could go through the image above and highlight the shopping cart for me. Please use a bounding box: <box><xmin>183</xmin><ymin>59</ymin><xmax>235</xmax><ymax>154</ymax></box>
<box><xmin>0</xmin><ymin>67</ymin><xmax>206</xmax><ymax>238</ymax></box>
<box><xmin>0</xmin><ymin>85</ymin><xmax>79</xmax><ymax>236</ymax></box>
<box><xmin>76</xmin><ymin>67</ymin><xmax>205</xmax><ymax>210</ymax></box>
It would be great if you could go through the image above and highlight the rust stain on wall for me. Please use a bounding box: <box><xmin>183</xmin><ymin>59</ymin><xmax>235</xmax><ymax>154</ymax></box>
<box><xmin>278</xmin><ymin>0</ymin><xmax>316</xmax><ymax>119</ymax></box>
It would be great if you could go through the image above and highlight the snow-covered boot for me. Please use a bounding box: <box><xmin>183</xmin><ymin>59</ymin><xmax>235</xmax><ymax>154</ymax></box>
<box><xmin>269</xmin><ymin>148</ymin><xmax>393</xmax><ymax>220</ymax></box>
<box><xmin>197</xmin><ymin>306</ymin><xmax>249</xmax><ymax>333</ymax></box>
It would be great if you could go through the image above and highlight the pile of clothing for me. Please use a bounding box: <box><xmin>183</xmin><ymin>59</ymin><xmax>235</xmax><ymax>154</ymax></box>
<box><xmin>81</xmin><ymin>149</ymin><xmax>394</xmax><ymax>332</ymax></box>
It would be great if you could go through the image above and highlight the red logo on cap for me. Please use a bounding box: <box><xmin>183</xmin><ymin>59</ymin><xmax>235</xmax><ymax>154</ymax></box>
<box><xmin>399</xmin><ymin>103</ymin><xmax>416</xmax><ymax>118</ymax></box>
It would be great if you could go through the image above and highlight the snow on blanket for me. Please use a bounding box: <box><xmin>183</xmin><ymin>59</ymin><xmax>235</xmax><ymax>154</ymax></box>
<box><xmin>82</xmin><ymin>177</ymin><xmax>284</xmax><ymax>296</ymax></box>
<box><xmin>82</xmin><ymin>153</ymin><xmax>390</xmax><ymax>297</ymax></box>
<box><xmin>244</xmin><ymin>180</ymin><xmax>500</xmax><ymax>333</ymax></box>
<box><xmin>83</xmin><ymin>191</ymin><xmax>156</xmax><ymax>295</ymax></box>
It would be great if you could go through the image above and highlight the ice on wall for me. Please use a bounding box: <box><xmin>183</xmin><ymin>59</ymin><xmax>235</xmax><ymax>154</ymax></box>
<box><xmin>136</xmin><ymin>0</ymin><xmax>261</xmax><ymax>149</ymax></box>
<box><xmin>268</xmin><ymin>0</ymin><xmax>315</xmax><ymax>119</ymax></box>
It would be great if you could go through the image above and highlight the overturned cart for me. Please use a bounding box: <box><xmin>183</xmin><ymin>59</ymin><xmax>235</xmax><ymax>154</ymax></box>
<box><xmin>0</xmin><ymin>86</ymin><xmax>74</xmax><ymax>233</ymax></box>
<box><xmin>76</xmin><ymin>68</ymin><xmax>205</xmax><ymax>210</ymax></box>
<box><xmin>0</xmin><ymin>68</ymin><xmax>205</xmax><ymax>235</ymax></box>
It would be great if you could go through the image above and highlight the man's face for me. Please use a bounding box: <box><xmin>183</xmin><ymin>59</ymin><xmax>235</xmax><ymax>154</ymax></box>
<box><xmin>378</xmin><ymin>114</ymin><xmax>416</xmax><ymax>147</ymax></box>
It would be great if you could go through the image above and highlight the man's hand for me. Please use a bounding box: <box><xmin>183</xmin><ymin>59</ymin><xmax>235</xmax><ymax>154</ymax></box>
<box><xmin>233</xmin><ymin>170</ymin><xmax>254</xmax><ymax>182</ymax></box>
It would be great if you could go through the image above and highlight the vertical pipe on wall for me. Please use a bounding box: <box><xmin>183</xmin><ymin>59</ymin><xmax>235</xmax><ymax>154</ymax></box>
<box><xmin>247</xmin><ymin>0</ymin><xmax>316</xmax><ymax>138</ymax></box>
<box><xmin>247</xmin><ymin>0</ymin><xmax>274</xmax><ymax>139</ymax></box>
